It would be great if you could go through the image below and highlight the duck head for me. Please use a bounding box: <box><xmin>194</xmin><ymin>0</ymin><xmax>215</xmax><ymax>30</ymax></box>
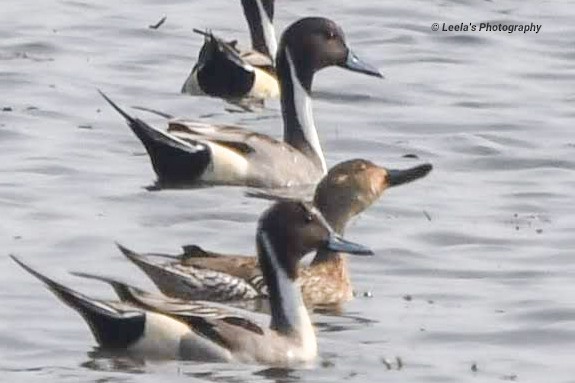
<box><xmin>257</xmin><ymin>200</ymin><xmax>372</xmax><ymax>280</ymax></box>
<box><xmin>276</xmin><ymin>17</ymin><xmax>383</xmax><ymax>175</ymax></box>
<box><xmin>314</xmin><ymin>160</ymin><xmax>433</xmax><ymax>234</ymax></box>
<box><xmin>276</xmin><ymin>17</ymin><xmax>382</xmax><ymax>93</ymax></box>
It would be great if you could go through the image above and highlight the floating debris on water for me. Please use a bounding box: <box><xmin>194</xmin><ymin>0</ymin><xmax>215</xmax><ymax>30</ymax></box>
<box><xmin>381</xmin><ymin>357</ymin><xmax>403</xmax><ymax>370</ymax></box>
<box><xmin>321</xmin><ymin>359</ymin><xmax>335</xmax><ymax>368</ymax></box>
<box><xmin>507</xmin><ymin>213</ymin><xmax>549</xmax><ymax>234</ymax></box>
<box><xmin>381</xmin><ymin>358</ymin><xmax>392</xmax><ymax>369</ymax></box>
<box><xmin>149</xmin><ymin>15</ymin><xmax>167</xmax><ymax>29</ymax></box>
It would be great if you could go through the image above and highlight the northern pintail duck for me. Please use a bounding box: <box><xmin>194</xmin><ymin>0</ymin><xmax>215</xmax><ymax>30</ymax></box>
<box><xmin>11</xmin><ymin>201</ymin><xmax>372</xmax><ymax>364</ymax></box>
<box><xmin>119</xmin><ymin>160</ymin><xmax>433</xmax><ymax>309</ymax></box>
<box><xmin>102</xmin><ymin>17</ymin><xmax>382</xmax><ymax>189</ymax></box>
<box><xmin>181</xmin><ymin>0</ymin><xmax>280</xmax><ymax>103</ymax></box>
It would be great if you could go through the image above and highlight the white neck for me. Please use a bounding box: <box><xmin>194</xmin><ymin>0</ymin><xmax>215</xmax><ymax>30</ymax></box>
<box><xmin>285</xmin><ymin>51</ymin><xmax>327</xmax><ymax>174</ymax></box>
<box><xmin>255</xmin><ymin>0</ymin><xmax>277</xmax><ymax>59</ymax></box>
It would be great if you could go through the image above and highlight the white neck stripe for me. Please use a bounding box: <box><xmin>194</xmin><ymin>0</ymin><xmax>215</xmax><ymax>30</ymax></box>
<box><xmin>260</xmin><ymin>231</ymin><xmax>302</xmax><ymax>330</ymax></box>
<box><xmin>255</xmin><ymin>0</ymin><xmax>277</xmax><ymax>59</ymax></box>
<box><xmin>285</xmin><ymin>50</ymin><xmax>327</xmax><ymax>174</ymax></box>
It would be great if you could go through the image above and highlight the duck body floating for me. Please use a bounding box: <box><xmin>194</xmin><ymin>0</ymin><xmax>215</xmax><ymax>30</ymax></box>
<box><xmin>181</xmin><ymin>0</ymin><xmax>279</xmax><ymax>105</ymax></box>
<box><xmin>120</xmin><ymin>159</ymin><xmax>433</xmax><ymax>309</ymax></box>
<box><xmin>12</xmin><ymin>201</ymin><xmax>372</xmax><ymax>365</ymax></box>
<box><xmin>104</xmin><ymin>17</ymin><xmax>383</xmax><ymax>189</ymax></box>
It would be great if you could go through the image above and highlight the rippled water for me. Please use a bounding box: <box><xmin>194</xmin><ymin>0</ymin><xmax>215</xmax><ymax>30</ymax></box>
<box><xmin>1</xmin><ymin>0</ymin><xmax>574</xmax><ymax>381</ymax></box>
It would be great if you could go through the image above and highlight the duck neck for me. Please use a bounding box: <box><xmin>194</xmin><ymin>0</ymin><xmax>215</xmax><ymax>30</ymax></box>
<box><xmin>241</xmin><ymin>0</ymin><xmax>277</xmax><ymax>59</ymax></box>
<box><xmin>277</xmin><ymin>48</ymin><xmax>327</xmax><ymax>174</ymax></box>
<box><xmin>311</xmin><ymin>210</ymin><xmax>349</xmax><ymax>265</ymax></box>
<box><xmin>321</xmin><ymin>208</ymin><xmax>350</xmax><ymax>236</ymax></box>
<box><xmin>257</xmin><ymin>231</ymin><xmax>314</xmax><ymax>341</ymax></box>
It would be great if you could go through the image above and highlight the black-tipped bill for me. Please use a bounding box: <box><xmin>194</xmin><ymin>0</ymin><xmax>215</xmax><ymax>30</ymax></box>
<box><xmin>340</xmin><ymin>49</ymin><xmax>383</xmax><ymax>78</ymax></box>
<box><xmin>326</xmin><ymin>234</ymin><xmax>373</xmax><ymax>256</ymax></box>
<box><xmin>388</xmin><ymin>163</ymin><xmax>433</xmax><ymax>187</ymax></box>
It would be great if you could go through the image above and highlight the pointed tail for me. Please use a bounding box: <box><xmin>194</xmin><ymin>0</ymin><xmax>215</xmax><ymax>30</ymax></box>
<box><xmin>116</xmin><ymin>243</ymin><xmax>158</xmax><ymax>270</ymax></box>
<box><xmin>69</xmin><ymin>271</ymin><xmax>148</xmax><ymax>305</ymax></box>
<box><xmin>99</xmin><ymin>91</ymin><xmax>211</xmax><ymax>186</ymax></box>
<box><xmin>11</xmin><ymin>255</ymin><xmax>145</xmax><ymax>349</ymax></box>
<box><xmin>115</xmin><ymin>243</ymin><xmax>181</xmax><ymax>294</ymax></box>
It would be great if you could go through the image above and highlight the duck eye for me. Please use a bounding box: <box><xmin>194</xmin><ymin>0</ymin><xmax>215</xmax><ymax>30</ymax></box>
<box><xmin>297</xmin><ymin>202</ymin><xmax>314</xmax><ymax>223</ymax></box>
<box><xmin>324</xmin><ymin>30</ymin><xmax>337</xmax><ymax>40</ymax></box>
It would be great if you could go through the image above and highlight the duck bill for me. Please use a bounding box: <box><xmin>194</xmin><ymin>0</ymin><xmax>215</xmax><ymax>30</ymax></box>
<box><xmin>387</xmin><ymin>163</ymin><xmax>433</xmax><ymax>187</ymax></box>
<box><xmin>326</xmin><ymin>234</ymin><xmax>373</xmax><ymax>256</ymax></box>
<box><xmin>340</xmin><ymin>49</ymin><xmax>383</xmax><ymax>78</ymax></box>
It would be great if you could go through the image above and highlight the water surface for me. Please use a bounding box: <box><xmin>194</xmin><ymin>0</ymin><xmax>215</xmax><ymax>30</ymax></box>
<box><xmin>1</xmin><ymin>0</ymin><xmax>574</xmax><ymax>382</ymax></box>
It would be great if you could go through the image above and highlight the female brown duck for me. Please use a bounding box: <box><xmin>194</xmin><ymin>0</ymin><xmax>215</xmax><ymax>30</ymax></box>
<box><xmin>119</xmin><ymin>159</ymin><xmax>432</xmax><ymax>309</ymax></box>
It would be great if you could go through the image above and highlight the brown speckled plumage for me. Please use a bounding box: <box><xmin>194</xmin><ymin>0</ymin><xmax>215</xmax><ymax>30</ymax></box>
<box><xmin>124</xmin><ymin>160</ymin><xmax>432</xmax><ymax>309</ymax></box>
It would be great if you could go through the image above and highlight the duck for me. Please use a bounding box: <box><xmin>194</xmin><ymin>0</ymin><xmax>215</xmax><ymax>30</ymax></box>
<box><xmin>102</xmin><ymin>17</ymin><xmax>383</xmax><ymax>189</ymax></box>
<box><xmin>11</xmin><ymin>200</ymin><xmax>372</xmax><ymax>365</ymax></box>
<box><xmin>118</xmin><ymin>159</ymin><xmax>433</xmax><ymax>309</ymax></box>
<box><xmin>181</xmin><ymin>0</ymin><xmax>280</xmax><ymax>103</ymax></box>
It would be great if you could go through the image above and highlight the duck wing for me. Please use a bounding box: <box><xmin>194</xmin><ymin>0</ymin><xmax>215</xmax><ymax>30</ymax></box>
<box><xmin>168</xmin><ymin>119</ymin><xmax>279</xmax><ymax>147</ymax></box>
<box><xmin>70</xmin><ymin>272</ymin><xmax>267</xmax><ymax>341</ymax></box>
<box><xmin>12</xmin><ymin>256</ymin><xmax>243</xmax><ymax>361</ymax></box>
<box><xmin>245</xmin><ymin>184</ymin><xmax>317</xmax><ymax>202</ymax></box>
<box><xmin>167</xmin><ymin>119</ymin><xmax>317</xmax><ymax>177</ymax></box>
<box><xmin>117</xmin><ymin>244</ymin><xmax>262</xmax><ymax>301</ymax></box>
<box><xmin>241</xmin><ymin>50</ymin><xmax>274</xmax><ymax>71</ymax></box>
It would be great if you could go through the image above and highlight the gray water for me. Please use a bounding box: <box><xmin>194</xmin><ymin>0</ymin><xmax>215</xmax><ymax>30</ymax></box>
<box><xmin>1</xmin><ymin>0</ymin><xmax>574</xmax><ymax>381</ymax></box>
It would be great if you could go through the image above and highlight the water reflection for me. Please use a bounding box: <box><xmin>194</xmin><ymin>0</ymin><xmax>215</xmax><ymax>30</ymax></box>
<box><xmin>81</xmin><ymin>348</ymin><xmax>146</xmax><ymax>374</ymax></box>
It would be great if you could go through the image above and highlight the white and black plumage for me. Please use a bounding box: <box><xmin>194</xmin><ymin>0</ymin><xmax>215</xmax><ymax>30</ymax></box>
<box><xmin>181</xmin><ymin>0</ymin><xmax>279</xmax><ymax>103</ymax></box>
<box><xmin>12</xmin><ymin>200</ymin><xmax>373</xmax><ymax>365</ymax></box>
<box><xmin>104</xmin><ymin>17</ymin><xmax>383</xmax><ymax>189</ymax></box>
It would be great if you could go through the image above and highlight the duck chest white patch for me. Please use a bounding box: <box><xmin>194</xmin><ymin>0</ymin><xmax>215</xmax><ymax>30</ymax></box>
<box><xmin>255</xmin><ymin>0</ymin><xmax>277</xmax><ymax>59</ymax></box>
<box><xmin>285</xmin><ymin>50</ymin><xmax>327</xmax><ymax>174</ymax></box>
